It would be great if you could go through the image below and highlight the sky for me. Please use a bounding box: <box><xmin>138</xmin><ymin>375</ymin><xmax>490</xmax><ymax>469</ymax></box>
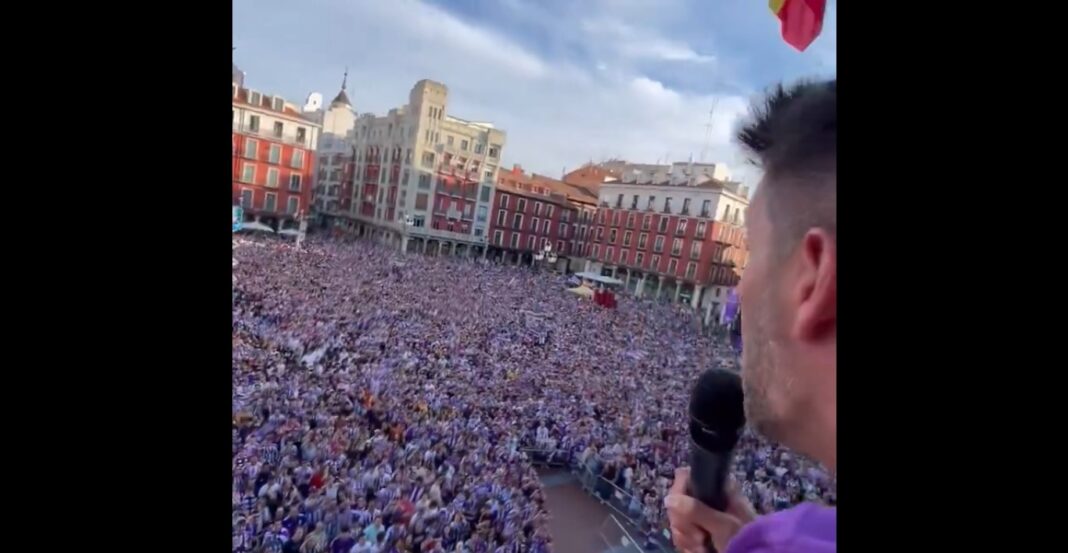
<box><xmin>233</xmin><ymin>0</ymin><xmax>835</xmax><ymax>188</ymax></box>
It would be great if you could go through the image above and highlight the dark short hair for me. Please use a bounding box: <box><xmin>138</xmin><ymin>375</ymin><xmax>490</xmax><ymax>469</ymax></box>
<box><xmin>737</xmin><ymin>80</ymin><xmax>836</xmax><ymax>252</ymax></box>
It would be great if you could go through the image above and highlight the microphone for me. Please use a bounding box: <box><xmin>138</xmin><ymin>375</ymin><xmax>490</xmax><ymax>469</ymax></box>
<box><xmin>688</xmin><ymin>368</ymin><xmax>746</xmax><ymax>512</ymax></box>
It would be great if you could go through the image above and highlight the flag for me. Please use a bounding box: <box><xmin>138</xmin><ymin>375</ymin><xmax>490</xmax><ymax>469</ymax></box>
<box><xmin>769</xmin><ymin>0</ymin><xmax>826</xmax><ymax>52</ymax></box>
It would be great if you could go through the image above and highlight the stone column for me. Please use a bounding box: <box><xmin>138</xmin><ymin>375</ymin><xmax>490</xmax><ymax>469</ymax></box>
<box><xmin>422</xmin><ymin>239</ymin><xmax>428</xmax><ymax>254</ymax></box>
<box><xmin>401</xmin><ymin>236</ymin><xmax>410</xmax><ymax>254</ymax></box>
<box><xmin>674</xmin><ymin>281</ymin><xmax>682</xmax><ymax>303</ymax></box>
<box><xmin>636</xmin><ymin>276</ymin><xmax>645</xmax><ymax>298</ymax></box>
<box><xmin>656</xmin><ymin>276</ymin><xmax>665</xmax><ymax>299</ymax></box>
<box><xmin>691</xmin><ymin>285</ymin><xmax>704</xmax><ymax>310</ymax></box>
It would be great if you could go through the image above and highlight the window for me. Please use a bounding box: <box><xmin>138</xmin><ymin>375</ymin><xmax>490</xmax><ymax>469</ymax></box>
<box><xmin>622</xmin><ymin>231</ymin><xmax>632</xmax><ymax>247</ymax></box>
<box><xmin>477</xmin><ymin>205</ymin><xmax>488</xmax><ymax>222</ymax></box>
<box><xmin>244</xmin><ymin>139</ymin><xmax>258</xmax><ymax>159</ymax></box>
<box><xmin>543</xmin><ymin>220</ymin><xmax>551</xmax><ymax>235</ymax></box>
<box><xmin>510</xmin><ymin>233</ymin><xmax>520</xmax><ymax>249</ymax></box>
<box><xmin>512</xmin><ymin>213</ymin><xmax>523</xmax><ymax>230</ymax></box>
<box><xmin>272</xmin><ymin>121</ymin><xmax>284</xmax><ymax>138</ymax></box>
<box><xmin>642</xmin><ymin>214</ymin><xmax>652</xmax><ymax>231</ymax></box>
<box><xmin>289</xmin><ymin>174</ymin><xmax>302</xmax><ymax>192</ymax></box>
<box><xmin>620</xmin><ymin>250</ymin><xmax>629</xmax><ymax>265</ymax></box>
<box><xmin>287</xmin><ymin>197</ymin><xmax>299</xmax><ymax>215</ymax></box>
<box><xmin>695</xmin><ymin>221</ymin><xmax>707</xmax><ymax>238</ymax></box>
<box><xmin>497</xmin><ymin>209</ymin><xmax>507</xmax><ymax>226</ymax></box>
<box><xmin>557</xmin><ymin>240</ymin><xmax>565</xmax><ymax>253</ymax></box>
<box><xmin>631</xmin><ymin>195</ymin><xmax>639</xmax><ymax>209</ymax></box>
<box><xmin>531</xmin><ymin>217</ymin><xmax>540</xmax><ymax>232</ymax></box>
<box><xmin>499</xmin><ymin>193</ymin><xmax>510</xmax><ymax>209</ymax></box>
<box><xmin>671</xmin><ymin>238</ymin><xmax>683</xmax><ymax>256</ymax></box>
<box><xmin>447</xmin><ymin>135</ymin><xmax>454</xmax><ymax>146</ymax></box>
<box><xmin>626</xmin><ymin>214</ymin><xmax>635</xmax><ymax>228</ymax></box>
<box><xmin>658</xmin><ymin>217</ymin><xmax>669</xmax><ymax>233</ymax></box>
<box><xmin>421</xmin><ymin>151</ymin><xmax>435</xmax><ymax>168</ymax></box>
<box><xmin>605</xmin><ymin>246</ymin><xmax>614</xmax><ymax>261</ymax></box>
<box><xmin>475</xmin><ymin>143</ymin><xmax>485</xmax><ymax>154</ymax></box>
<box><xmin>517</xmin><ymin>198</ymin><xmax>527</xmax><ymax>212</ymax></box>
<box><xmin>461</xmin><ymin>139</ymin><xmax>469</xmax><ymax>151</ymax></box>
<box><xmin>654</xmin><ymin>235</ymin><xmax>665</xmax><ymax>252</ymax></box>
<box><xmin>559</xmin><ymin>222</ymin><xmax>567</xmax><ymax>237</ymax></box>
<box><xmin>701</xmin><ymin>200</ymin><xmax>712</xmax><ymax>218</ymax></box>
<box><xmin>613</xmin><ymin>212</ymin><xmax>622</xmax><ymax>227</ymax></box>
<box><xmin>418</xmin><ymin>173</ymin><xmax>431</xmax><ymax>189</ymax></box>
<box><xmin>248</xmin><ymin>115</ymin><xmax>260</xmax><ymax>132</ymax></box>
<box><xmin>598</xmin><ymin>210</ymin><xmax>606</xmax><ymax>224</ymax></box>
<box><xmin>676</xmin><ymin>219</ymin><xmax>688</xmax><ymax>236</ymax></box>
<box><xmin>296</xmin><ymin>128</ymin><xmax>306</xmax><ymax>144</ymax></box>
<box><xmin>635</xmin><ymin>252</ymin><xmax>645</xmax><ymax>267</ymax></box>
<box><xmin>650</xmin><ymin>255</ymin><xmax>661</xmax><ymax>271</ymax></box>
<box><xmin>266</xmin><ymin>168</ymin><xmax>279</xmax><ymax>188</ymax></box>
<box><xmin>405</xmin><ymin>149</ymin><xmax>412</xmax><ymax>165</ymax></box>
<box><xmin>528</xmin><ymin>235</ymin><xmax>536</xmax><ymax>250</ymax></box>
<box><xmin>546</xmin><ymin>205</ymin><xmax>554</xmax><ymax>219</ymax></box>
<box><xmin>268</xmin><ymin>144</ymin><xmax>281</xmax><ymax>164</ymax></box>
<box><xmin>685</xmin><ymin>262</ymin><xmax>697</xmax><ymax>279</ymax></box>
<box><xmin>596</xmin><ymin>227</ymin><xmax>604</xmax><ymax>241</ymax></box>
<box><xmin>489</xmin><ymin>145</ymin><xmax>500</xmax><ymax>158</ymax></box>
<box><xmin>690</xmin><ymin>241</ymin><xmax>702</xmax><ymax>260</ymax></box>
<box><xmin>646</xmin><ymin>196</ymin><xmax>656</xmax><ymax>210</ymax></box>
<box><xmin>592</xmin><ymin>245</ymin><xmax>600</xmax><ymax>259</ymax></box>
<box><xmin>272</xmin><ymin>97</ymin><xmax>284</xmax><ymax>111</ymax></box>
<box><xmin>723</xmin><ymin>205</ymin><xmax>732</xmax><ymax>221</ymax></box>
<box><xmin>494</xmin><ymin>230</ymin><xmax>504</xmax><ymax>245</ymax></box>
<box><xmin>240</xmin><ymin>189</ymin><xmax>253</xmax><ymax>208</ymax></box>
<box><xmin>638</xmin><ymin>233</ymin><xmax>648</xmax><ymax>249</ymax></box>
<box><xmin>264</xmin><ymin>193</ymin><xmax>277</xmax><ymax>212</ymax></box>
<box><xmin>715</xmin><ymin>287</ymin><xmax>722</xmax><ymax>298</ymax></box>
<box><xmin>291</xmin><ymin>150</ymin><xmax>304</xmax><ymax>169</ymax></box>
<box><xmin>241</xmin><ymin>163</ymin><xmax>256</xmax><ymax>184</ymax></box>
<box><xmin>535</xmin><ymin>202</ymin><xmax>543</xmax><ymax>216</ymax></box>
<box><xmin>682</xmin><ymin>198</ymin><xmax>691</xmax><ymax>215</ymax></box>
<box><xmin>616</xmin><ymin>194</ymin><xmax>624</xmax><ymax>208</ymax></box>
<box><xmin>667</xmin><ymin>258</ymin><xmax>678</xmax><ymax>275</ymax></box>
<box><xmin>609</xmin><ymin>229</ymin><xmax>617</xmax><ymax>243</ymax></box>
<box><xmin>415</xmin><ymin>193</ymin><xmax>429</xmax><ymax>210</ymax></box>
<box><xmin>664</xmin><ymin>197</ymin><xmax>673</xmax><ymax>214</ymax></box>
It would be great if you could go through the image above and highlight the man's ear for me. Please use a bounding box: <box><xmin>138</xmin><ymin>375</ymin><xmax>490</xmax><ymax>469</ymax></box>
<box><xmin>790</xmin><ymin>229</ymin><xmax>836</xmax><ymax>342</ymax></box>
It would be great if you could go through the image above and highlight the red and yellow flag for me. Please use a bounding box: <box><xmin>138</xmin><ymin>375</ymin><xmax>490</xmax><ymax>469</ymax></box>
<box><xmin>770</xmin><ymin>0</ymin><xmax>827</xmax><ymax>52</ymax></box>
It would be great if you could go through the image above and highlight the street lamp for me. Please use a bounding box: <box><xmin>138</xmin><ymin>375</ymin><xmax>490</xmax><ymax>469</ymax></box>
<box><xmin>533</xmin><ymin>243</ymin><xmax>557</xmax><ymax>271</ymax></box>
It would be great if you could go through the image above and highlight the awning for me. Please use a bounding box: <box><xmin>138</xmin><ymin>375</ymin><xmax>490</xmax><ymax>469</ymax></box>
<box><xmin>278</xmin><ymin>229</ymin><xmax>301</xmax><ymax>237</ymax></box>
<box><xmin>568</xmin><ymin>285</ymin><xmax>595</xmax><ymax>298</ymax></box>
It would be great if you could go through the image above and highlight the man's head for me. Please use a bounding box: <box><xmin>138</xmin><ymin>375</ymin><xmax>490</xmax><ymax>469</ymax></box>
<box><xmin>736</xmin><ymin>79</ymin><xmax>837</xmax><ymax>470</ymax></box>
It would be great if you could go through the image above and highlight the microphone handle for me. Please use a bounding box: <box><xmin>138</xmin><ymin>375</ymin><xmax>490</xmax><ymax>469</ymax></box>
<box><xmin>689</xmin><ymin>441</ymin><xmax>732</xmax><ymax>512</ymax></box>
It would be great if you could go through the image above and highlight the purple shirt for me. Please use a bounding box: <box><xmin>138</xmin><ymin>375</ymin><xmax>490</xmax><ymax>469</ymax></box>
<box><xmin>726</xmin><ymin>504</ymin><xmax>835</xmax><ymax>553</ymax></box>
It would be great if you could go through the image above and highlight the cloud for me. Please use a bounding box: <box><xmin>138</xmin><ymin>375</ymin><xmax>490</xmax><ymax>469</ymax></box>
<box><xmin>580</xmin><ymin>18</ymin><xmax>715</xmax><ymax>64</ymax></box>
<box><xmin>232</xmin><ymin>0</ymin><xmax>834</xmax><ymax>188</ymax></box>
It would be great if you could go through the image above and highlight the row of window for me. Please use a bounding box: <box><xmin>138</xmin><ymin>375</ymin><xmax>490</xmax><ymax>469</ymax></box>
<box><xmin>590</xmin><ymin>245</ymin><xmax>701</xmax><ymax>280</ymax></box>
<box><xmin>238</xmin><ymin>163</ymin><xmax>304</xmax><ymax>192</ymax></box>
<box><xmin>494</xmin><ymin>210</ymin><xmax>571</xmax><ymax>237</ymax></box>
<box><xmin>491</xmin><ymin>230</ymin><xmax>568</xmax><ymax>254</ymax></box>
<box><xmin>585</xmin><ymin>228</ymin><xmax>705</xmax><ymax>258</ymax></box>
<box><xmin>497</xmin><ymin>193</ymin><xmax>569</xmax><ymax>220</ymax></box>
<box><xmin>239</xmin><ymin>138</ymin><xmax>306</xmax><ymax>169</ymax></box>
<box><xmin>236</xmin><ymin>110</ymin><xmax>309</xmax><ymax>145</ymax></box>
<box><xmin>238</xmin><ymin>189</ymin><xmax>301</xmax><ymax>215</ymax></box>
<box><xmin>596</xmin><ymin>211</ymin><xmax>710</xmax><ymax>237</ymax></box>
<box><xmin>607</xmin><ymin>194</ymin><xmax>744</xmax><ymax>224</ymax></box>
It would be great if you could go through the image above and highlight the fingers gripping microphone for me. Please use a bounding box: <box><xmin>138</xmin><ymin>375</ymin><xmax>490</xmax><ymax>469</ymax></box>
<box><xmin>688</xmin><ymin>368</ymin><xmax>746</xmax><ymax>512</ymax></box>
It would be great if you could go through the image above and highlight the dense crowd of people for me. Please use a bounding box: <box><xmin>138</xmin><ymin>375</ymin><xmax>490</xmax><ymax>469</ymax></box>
<box><xmin>232</xmin><ymin>235</ymin><xmax>834</xmax><ymax>553</ymax></box>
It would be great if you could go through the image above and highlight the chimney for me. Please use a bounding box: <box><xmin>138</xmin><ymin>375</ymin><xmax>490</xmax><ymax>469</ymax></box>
<box><xmin>512</xmin><ymin>164</ymin><xmax>523</xmax><ymax>175</ymax></box>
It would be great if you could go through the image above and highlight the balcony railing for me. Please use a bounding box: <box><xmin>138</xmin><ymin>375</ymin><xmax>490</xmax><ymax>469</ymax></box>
<box><xmin>680</xmin><ymin>207</ymin><xmax>691</xmax><ymax>215</ymax></box>
<box><xmin>700</xmin><ymin>210</ymin><xmax>711</xmax><ymax>218</ymax></box>
<box><xmin>662</xmin><ymin>206</ymin><xmax>673</xmax><ymax>214</ymax></box>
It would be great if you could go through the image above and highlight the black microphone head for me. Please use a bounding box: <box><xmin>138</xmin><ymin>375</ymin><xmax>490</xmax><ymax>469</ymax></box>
<box><xmin>689</xmin><ymin>368</ymin><xmax>745</xmax><ymax>453</ymax></box>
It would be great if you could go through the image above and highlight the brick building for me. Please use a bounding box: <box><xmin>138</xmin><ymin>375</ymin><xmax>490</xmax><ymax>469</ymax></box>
<box><xmin>232</xmin><ymin>71</ymin><xmax>321</xmax><ymax>229</ymax></box>
<box><xmin>585</xmin><ymin>161</ymin><xmax>750</xmax><ymax>323</ymax></box>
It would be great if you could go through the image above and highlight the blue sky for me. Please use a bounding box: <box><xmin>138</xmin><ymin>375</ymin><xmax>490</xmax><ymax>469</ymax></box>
<box><xmin>233</xmin><ymin>0</ymin><xmax>835</xmax><ymax>186</ymax></box>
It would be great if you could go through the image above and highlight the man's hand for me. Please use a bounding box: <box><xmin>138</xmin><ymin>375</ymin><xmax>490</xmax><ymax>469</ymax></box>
<box><xmin>664</xmin><ymin>467</ymin><xmax>757</xmax><ymax>553</ymax></box>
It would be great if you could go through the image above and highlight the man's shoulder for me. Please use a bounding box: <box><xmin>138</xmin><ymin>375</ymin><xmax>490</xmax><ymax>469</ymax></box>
<box><xmin>726</xmin><ymin>503</ymin><xmax>836</xmax><ymax>553</ymax></box>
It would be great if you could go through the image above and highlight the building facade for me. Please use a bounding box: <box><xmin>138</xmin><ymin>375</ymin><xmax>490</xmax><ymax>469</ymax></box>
<box><xmin>325</xmin><ymin>80</ymin><xmax>505</xmax><ymax>256</ymax></box>
<box><xmin>232</xmin><ymin>73</ymin><xmax>321</xmax><ymax>229</ymax></box>
<box><xmin>585</xmin><ymin>161</ymin><xmax>750</xmax><ymax>323</ymax></box>
<box><xmin>311</xmin><ymin>75</ymin><xmax>357</xmax><ymax>224</ymax></box>
<box><xmin>486</xmin><ymin>166</ymin><xmax>590</xmax><ymax>270</ymax></box>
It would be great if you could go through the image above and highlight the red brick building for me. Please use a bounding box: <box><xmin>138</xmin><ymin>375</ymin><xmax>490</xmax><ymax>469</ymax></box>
<box><xmin>486</xmin><ymin>166</ymin><xmax>579</xmax><ymax>268</ymax></box>
<box><xmin>583</xmin><ymin>161</ymin><xmax>750</xmax><ymax>323</ymax></box>
<box><xmin>232</xmin><ymin>74</ymin><xmax>321</xmax><ymax>230</ymax></box>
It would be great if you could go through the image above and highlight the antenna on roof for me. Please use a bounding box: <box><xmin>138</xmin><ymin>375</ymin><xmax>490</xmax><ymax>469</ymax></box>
<box><xmin>700</xmin><ymin>100</ymin><xmax>718</xmax><ymax>163</ymax></box>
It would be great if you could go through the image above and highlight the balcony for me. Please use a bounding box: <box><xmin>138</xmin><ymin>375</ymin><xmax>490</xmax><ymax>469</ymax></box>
<box><xmin>662</xmin><ymin>206</ymin><xmax>673</xmax><ymax>214</ymax></box>
<box><xmin>700</xmin><ymin>210</ymin><xmax>712</xmax><ymax>218</ymax></box>
<box><xmin>680</xmin><ymin>207</ymin><xmax>691</xmax><ymax>215</ymax></box>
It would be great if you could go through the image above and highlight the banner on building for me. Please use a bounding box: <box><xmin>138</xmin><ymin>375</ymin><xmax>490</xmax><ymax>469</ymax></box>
<box><xmin>232</xmin><ymin>205</ymin><xmax>244</xmax><ymax>233</ymax></box>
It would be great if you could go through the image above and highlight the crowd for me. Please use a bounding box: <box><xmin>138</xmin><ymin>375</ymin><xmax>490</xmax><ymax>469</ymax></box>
<box><xmin>232</xmin><ymin>235</ymin><xmax>834</xmax><ymax>553</ymax></box>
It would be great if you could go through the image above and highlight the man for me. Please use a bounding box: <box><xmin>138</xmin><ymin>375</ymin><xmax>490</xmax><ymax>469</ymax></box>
<box><xmin>665</xmin><ymin>79</ymin><xmax>837</xmax><ymax>553</ymax></box>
